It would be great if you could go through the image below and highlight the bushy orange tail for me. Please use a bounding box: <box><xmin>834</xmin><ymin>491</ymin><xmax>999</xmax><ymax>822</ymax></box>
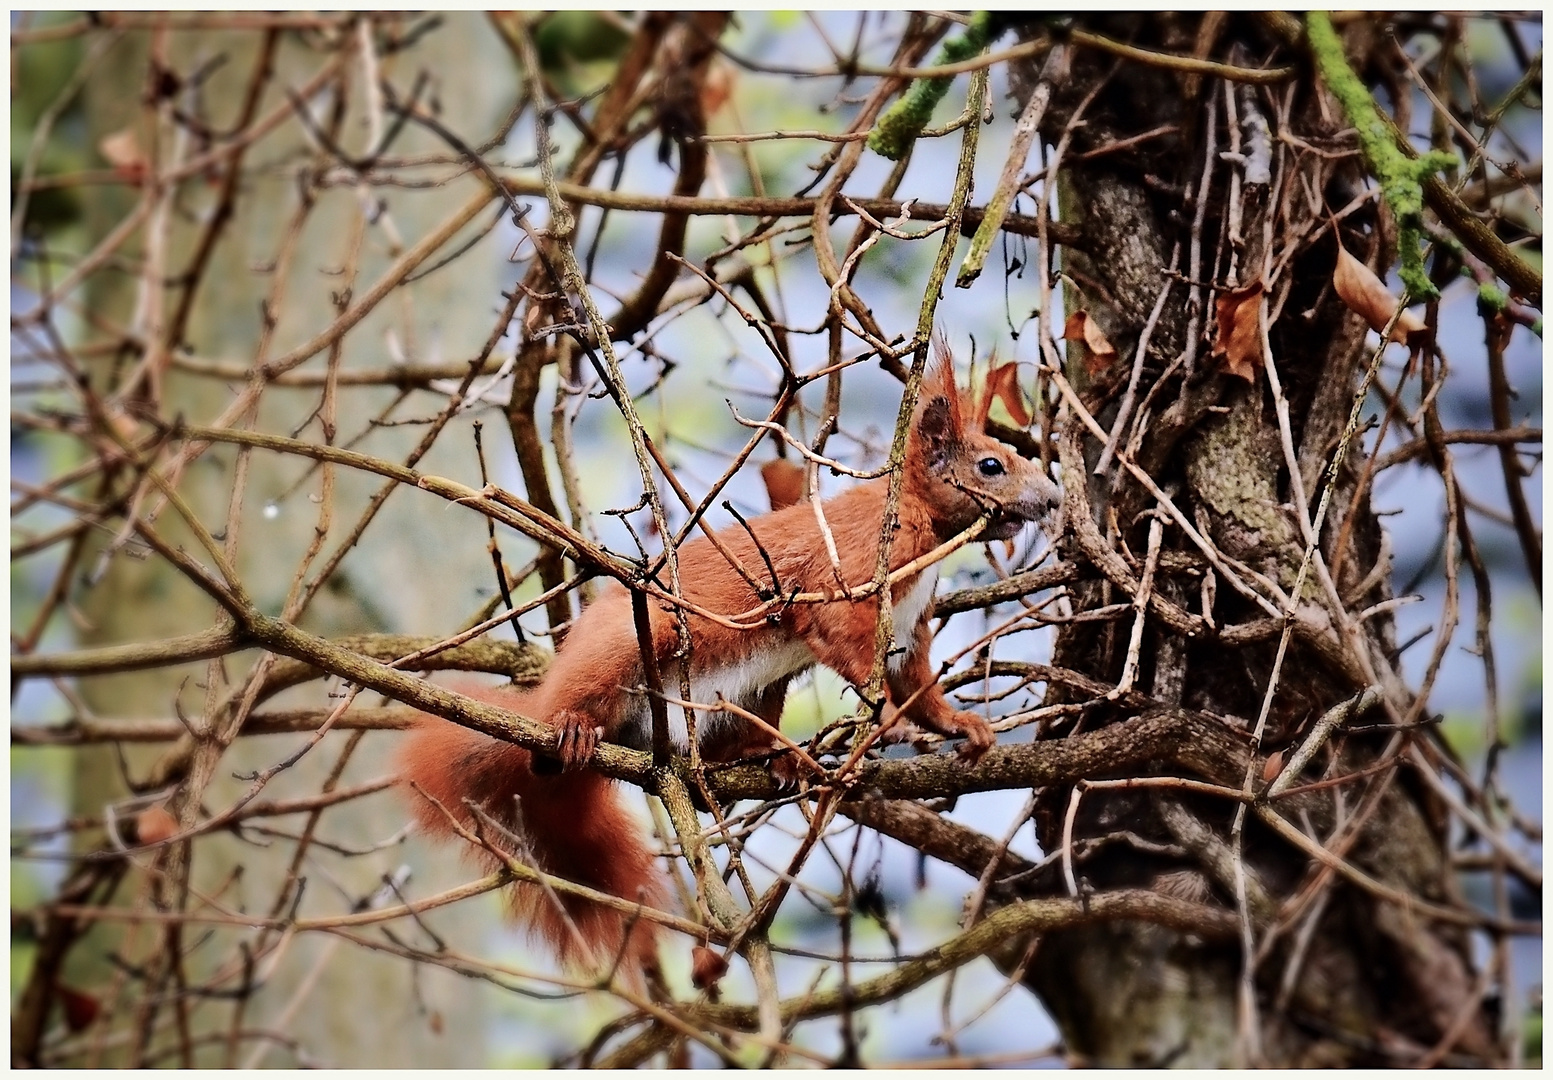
<box><xmin>396</xmin><ymin>686</ymin><xmax>664</xmax><ymax>982</ymax></box>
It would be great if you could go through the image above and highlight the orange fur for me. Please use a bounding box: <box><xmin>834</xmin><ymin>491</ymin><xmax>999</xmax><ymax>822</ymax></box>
<box><xmin>398</xmin><ymin>686</ymin><xmax>665</xmax><ymax>981</ymax></box>
<box><xmin>397</xmin><ymin>342</ymin><xmax>1060</xmax><ymax>983</ymax></box>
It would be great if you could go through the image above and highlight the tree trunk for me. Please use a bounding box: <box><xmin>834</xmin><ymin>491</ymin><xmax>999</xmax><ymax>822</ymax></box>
<box><xmin>996</xmin><ymin>15</ymin><xmax>1496</xmax><ymax>1067</ymax></box>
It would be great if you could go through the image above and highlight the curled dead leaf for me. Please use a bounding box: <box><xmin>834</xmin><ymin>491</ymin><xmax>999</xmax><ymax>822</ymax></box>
<box><xmin>1062</xmin><ymin>311</ymin><xmax>1117</xmax><ymax>375</ymax></box>
<box><xmin>58</xmin><ymin>985</ymin><xmax>102</xmax><ymax>1032</ymax></box>
<box><xmin>522</xmin><ymin>302</ymin><xmax>547</xmax><ymax>340</ymax></box>
<box><xmin>1261</xmin><ymin>749</ymin><xmax>1285</xmax><ymax>784</ymax></box>
<box><xmin>134</xmin><ymin>805</ymin><xmax>179</xmax><ymax>846</ymax></box>
<box><xmin>978</xmin><ymin>362</ymin><xmax>1033</xmax><ymax>427</ymax></box>
<box><xmin>1332</xmin><ymin>242</ymin><xmax>1427</xmax><ymax>346</ymax></box>
<box><xmin>690</xmin><ymin>944</ymin><xmax>729</xmax><ymax>991</ymax></box>
<box><xmin>1212</xmin><ymin>281</ymin><xmax>1265</xmax><ymax>383</ymax></box>
<box><xmin>701</xmin><ymin>57</ymin><xmax>734</xmax><ymax>117</ymax></box>
<box><xmin>760</xmin><ymin>458</ymin><xmax>806</xmax><ymax>511</ymax></box>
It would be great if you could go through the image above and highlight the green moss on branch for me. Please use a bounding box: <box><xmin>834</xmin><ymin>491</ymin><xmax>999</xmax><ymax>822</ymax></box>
<box><xmin>867</xmin><ymin>11</ymin><xmax>993</xmax><ymax>161</ymax></box>
<box><xmin>1306</xmin><ymin>11</ymin><xmax>1455</xmax><ymax>298</ymax></box>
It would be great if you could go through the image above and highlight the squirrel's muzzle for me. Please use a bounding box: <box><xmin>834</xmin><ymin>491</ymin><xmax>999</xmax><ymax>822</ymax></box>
<box><xmin>983</xmin><ymin>469</ymin><xmax>1062</xmax><ymax>539</ymax></box>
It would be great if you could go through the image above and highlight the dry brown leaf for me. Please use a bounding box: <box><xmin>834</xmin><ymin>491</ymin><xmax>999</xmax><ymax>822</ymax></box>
<box><xmin>1062</xmin><ymin>310</ymin><xmax>1117</xmax><ymax>374</ymax></box>
<box><xmin>1212</xmin><ymin>281</ymin><xmax>1265</xmax><ymax>383</ymax></box>
<box><xmin>98</xmin><ymin>127</ymin><xmax>147</xmax><ymax>183</ymax></box>
<box><xmin>979</xmin><ymin>362</ymin><xmax>1032</xmax><ymax>427</ymax></box>
<box><xmin>58</xmin><ymin>986</ymin><xmax>102</xmax><ymax>1032</ymax></box>
<box><xmin>701</xmin><ymin>57</ymin><xmax>734</xmax><ymax>117</ymax></box>
<box><xmin>1332</xmin><ymin>242</ymin><xmax>1427</xmax><ymax>345</ymax></box>
<box><xmin>134</xmin><ymin>805</ymin><xmax>179</xmax><ymax>846</ymax></box>
<box><xmin>1261</xmin><ymin>749</ymin><xmax>1285</xmax><ymax>784</ymax></box>
<box><xmin>690</xmin><ymin>944</ymin><xmax>729</xmax><ymax>990</ymax></box>
<box><xmin>760</xmin><ymin>458</ymin><xmax>806</xmax><ymax>511</ymax></box>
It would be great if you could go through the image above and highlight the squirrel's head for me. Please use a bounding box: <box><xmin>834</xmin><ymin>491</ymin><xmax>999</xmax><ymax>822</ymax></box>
<box><xmin>906</xmin><ymin>337</ymin><xmax>1062</xmax><ymax>541</ymax></box>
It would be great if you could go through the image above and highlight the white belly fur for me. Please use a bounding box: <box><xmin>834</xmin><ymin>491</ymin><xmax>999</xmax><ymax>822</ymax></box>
<box><xmin>888</xmin><ymin>569</ymin><xmax>939</xmax><ymax>672</ymax></box>
<box><xmin>616</xmin><ymin>570</ymin><xmax>939</xmax><ymax>751</ymax></box>
<box><xmin>618</xmin><ymin>638</ymin><xmax>815</xmax><ymax>753</ymax></box>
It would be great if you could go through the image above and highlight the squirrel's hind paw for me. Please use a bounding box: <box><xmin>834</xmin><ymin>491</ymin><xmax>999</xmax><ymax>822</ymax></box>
<box><xmin>767</xmin><ymin>749</ymin><xmax>810</xmax><ymax>791</ymax></box>
<box><xmin>950</xmin><ymin>711</ymin><xmax>995</xmax><ymax>765</ymax></box>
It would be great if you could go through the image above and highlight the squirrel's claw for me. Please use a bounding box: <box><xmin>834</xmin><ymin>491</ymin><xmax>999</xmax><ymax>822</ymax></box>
<box><xmin>950</xmin><ymin>711</ymin><xmax>995</xmax><ymax>766</ymax></box>
<box><xmin>553</xmin><ymin>709</ymin><xmax>603</xmax><ymax>771</ymax></box>
<box><xmin>767</xmin><ymin>749</ymin><xmax>808</xmax><ymax>792</ymax></box>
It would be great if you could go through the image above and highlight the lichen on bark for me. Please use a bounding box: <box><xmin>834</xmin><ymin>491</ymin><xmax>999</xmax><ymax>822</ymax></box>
<box><xmin>1305</xmin><ymin>11</ymin><xmax>1456</xmax><ymax>298</ymax></box>
<box><xmin>867</xmin><ymin>11</ymin><xmax>994</xmax><ymax>160</ymax></box>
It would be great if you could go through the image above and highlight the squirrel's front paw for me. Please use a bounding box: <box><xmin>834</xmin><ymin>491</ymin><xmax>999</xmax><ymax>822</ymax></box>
<box><xmin>767</xmin><ymin>749</ymin><xmax>809</xmax><ymax>791</ymax></box>
<box><xmin>949</xmin><ymin>711</ymin><xmax>995</xmax><ymax>765</ymax></box>
<box><xmin>552</xmin><ymin>709</ymin><xmax>603</xmax><ymax>771</ymax></box>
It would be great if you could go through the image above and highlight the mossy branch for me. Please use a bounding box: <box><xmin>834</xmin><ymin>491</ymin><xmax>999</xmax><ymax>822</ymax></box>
<box><xmin>867</xmin><ymin>11</ymin><xmax>994</xmax><ymax>161</ymax></box>
<box><xmin>1305</xmin><ymin>11</ymin><xmax>1455</xmax><ymax>298</ymax></box>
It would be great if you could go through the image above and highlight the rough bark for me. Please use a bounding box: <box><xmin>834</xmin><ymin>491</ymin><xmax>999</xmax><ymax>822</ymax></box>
<box><xmin>995</xmin><ymin>14</ymin><xmax>1495</xmax><ymax>1067</ymax></box>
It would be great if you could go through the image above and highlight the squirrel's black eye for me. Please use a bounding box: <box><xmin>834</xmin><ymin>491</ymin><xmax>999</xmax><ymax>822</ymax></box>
<box><xmin>977</xmin><ymin>457</ymin><xmax>1005</xmax><ymax>477</ymax></box>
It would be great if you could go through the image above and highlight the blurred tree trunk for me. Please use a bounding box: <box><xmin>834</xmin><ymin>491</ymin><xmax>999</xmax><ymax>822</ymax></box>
<box><xmin>996</xmin><ymin>15</ymin><xmax>1496</xmax><ymax>1067</ymax></box>
<box><xmin>41</xmin><ymin>16</ymin><xmax>516</xmax><ymax>1067</ymax></box>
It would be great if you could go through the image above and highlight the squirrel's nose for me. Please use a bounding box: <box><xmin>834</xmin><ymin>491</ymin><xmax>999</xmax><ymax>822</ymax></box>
<box><xmin>1030</xmin><ymin>470</ymin><xmax>1062</xmax><ymax>514</ymax></box>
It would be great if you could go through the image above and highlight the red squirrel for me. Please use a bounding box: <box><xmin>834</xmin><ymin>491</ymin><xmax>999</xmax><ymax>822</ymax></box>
<box><xmin>397</xmin><ymin>345</ymin><xmax>1060</xmax><ymax>982</ymax></box>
